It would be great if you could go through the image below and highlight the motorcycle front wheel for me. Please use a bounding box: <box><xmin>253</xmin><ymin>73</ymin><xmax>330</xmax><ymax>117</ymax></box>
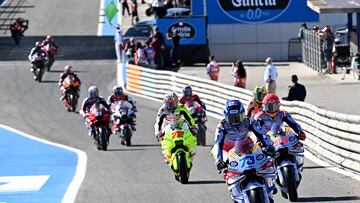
<box><xmin>99</xmin><ymin>128</ymin><xmax>108</xmax><ymax>151</ymax></box>
<box><xmin>196</xmin><ymin>124</ymin><xmax>206</xmax><ymax>146</ymax></box>
<box><xmin>248</xmin><ymin>188</ymin><xmax>265</xmax><ymax>203</ymax></box>
<box><xmin>177</xmin><ymin>152</ymin><xmax>188</xmax><ymax>184</ymax></box>
<box><xmin>283</xmin><ymin>166</ymin><xmax>298</xmax><ymax>202</ymax></box>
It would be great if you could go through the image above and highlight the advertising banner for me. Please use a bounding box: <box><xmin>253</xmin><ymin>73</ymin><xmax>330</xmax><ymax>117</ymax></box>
<box><xmin>156</xmin><ymin>17</ymin><xmax>207</xmax><ymax>45</ymax></box>
<box><xmin>207</xmin><ymin>0</ymin><xmax>319</xmax><ymax>24</ymax></box>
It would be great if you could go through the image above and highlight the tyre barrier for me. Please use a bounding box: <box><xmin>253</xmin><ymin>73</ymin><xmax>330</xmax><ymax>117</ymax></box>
<box><xmin>126</xmin><ymin>64</ymin><xmax>360</xmax><ymax>173</ymax></box>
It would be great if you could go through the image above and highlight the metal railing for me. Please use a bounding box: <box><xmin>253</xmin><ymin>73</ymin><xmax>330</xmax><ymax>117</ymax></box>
<box><xmin>302</xmin><ymin>29</ymin><xmax>324</xmax><ymax>73</ymax></box>
<box><xmin>126</xmin><ymin>64</ymin><xmax>360</xmax><ymax>173</ymax></box>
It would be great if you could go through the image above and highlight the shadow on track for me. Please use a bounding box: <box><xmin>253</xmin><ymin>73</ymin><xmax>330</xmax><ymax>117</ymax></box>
<box><xmin>187</xmin><ymin>180</ymin><xmax>225</xmax><ymax>185</ymax></box>
<box><xmin>41</xmin><ymin>80</ymin><xmax>58</xmax><ymax>83</ymax></box>
<box><xmin>297</xmin><ymin>196</ymin><xmax>360</xmax><ymax>202</ymax></box>
<box><xmin>303</xmin><ymin>165</ymin><xmax>334</xmax><ymax>170</ymax></box>
<box><xmin>130</xmin><ymin>144</ymin><xmax>161</xmax><ymax>147</ymax></box>
<box><xmin>107</xmin><ymin>148</ymin><xmax>145</xmax><ymax>152</ymax></box>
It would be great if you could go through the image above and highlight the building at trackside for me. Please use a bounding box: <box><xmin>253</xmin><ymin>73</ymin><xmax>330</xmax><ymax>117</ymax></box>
<box><xmin>204</xmin><ymin>0</ymin><xmax>347</xmax><ymax>61</ymax></box>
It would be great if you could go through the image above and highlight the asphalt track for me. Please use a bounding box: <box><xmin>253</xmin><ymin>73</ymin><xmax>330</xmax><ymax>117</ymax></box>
<box><xmin>0</xmin><ymin>0</ymin><xmax>360</xmax><ymax>202</ymax></box>
<box><xmin>0</xmin><ymin>58</ymin><xmax>360</xmax><ymax>202</ymax></box>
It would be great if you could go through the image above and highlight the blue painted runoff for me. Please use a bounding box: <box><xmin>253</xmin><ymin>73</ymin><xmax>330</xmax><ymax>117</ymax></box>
<box><xmin>0</xmin><ymin>127</ymin><xmax>78</xmax><ymax>203</ymax></box>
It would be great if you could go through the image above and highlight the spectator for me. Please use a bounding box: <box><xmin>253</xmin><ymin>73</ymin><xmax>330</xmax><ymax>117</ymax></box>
<box><xmin>206</xmin><ymin>55</ymin><xmax>220</xmax><ymax>81</ymax></box>
<box><xmin>322</xmin><ymin>26</ymin><xmax>335</xmax><ymax>74</ymax></box>
<box><xmin>120</xmin><ymin>0</ymin><xmax>131</xmax><ymax>16</ymax></box>
<box><xmin>130</xmin><ymin>0</ymin><xmax>139</xmax><ymax>25</ymax></box>
<box><xmin>297</xmin><ymin>23</ymin><xmax>307</xmax><ymax>40</ymax></box>
<box><xmin>151</xmin><ymin>34</ymin><xmax>164</xmax><ymax>69</ymax></box>
<box><xmin>125</xmin><ymin>37</ymin><xmax>136</xmax><ymax>64</ymax></box>
<box><xmin>282</xmin><ymin>75</ymin><xmax>306</xmax><ymax>101</ymax></box>
<box><xmin>134</xmin><ymin>42</ymin><xmax>147</xmax><ymax>66</ymax></box>
<box><xmin>166</xmin><ymin>29</ymin><xmax>181</xmax><ymax>67</ymax></box>
<box><xmin>114</xmin><ymin>24</ymin><xmax>122</xmax><ymax>62</ymax></box>
<box><xmin>263</xmin><ymin>57</ymin><xmax>278</xmax><ymax>93</ymax></box>
<box><xmin>144</xmin><ymin>41</ymin><xmax>155</xmax><ymax>68</ymax></box>
<box><xmin>151</xmin><ymin>26</ymin><xmax>165</xmax><ymax>45</ymax></box>
<box><xmin>232</xmin><ymin>60</ymin><xmax>247</xmax><ymax>88</ymax></box>
<box><xmin>152</xmin><ymin>0</ymin><xmax>164</xmax><ymax>18</ymax></box>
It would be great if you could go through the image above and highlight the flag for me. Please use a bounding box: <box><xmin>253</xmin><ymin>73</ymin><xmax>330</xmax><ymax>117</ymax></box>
<box><xmin>104</xmin><ymin>1</ymin><xmax>118</xmax><ymax>23</ymax></box>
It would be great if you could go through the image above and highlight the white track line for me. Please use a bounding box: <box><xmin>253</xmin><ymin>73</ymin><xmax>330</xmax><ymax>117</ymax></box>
<box><xmin>97</xmin><ymin>0</ymin><xmax>105</xmax><ymax>36</ymax></box>
<box><xmin>0</xmin><ymin>124</ymin><xmax>87</xmax><ymax>203</ymax></box>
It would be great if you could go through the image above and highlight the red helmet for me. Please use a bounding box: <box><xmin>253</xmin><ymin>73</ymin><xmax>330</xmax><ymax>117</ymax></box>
<box><xmin>46</xmin><ymin>35</ymin><xmax>53</xmax><ymax>40</ymax></box>
<box><xmin>263</xmin><ymin>93</ymin><xmax>280</xmax><ymax>117</ymax></box>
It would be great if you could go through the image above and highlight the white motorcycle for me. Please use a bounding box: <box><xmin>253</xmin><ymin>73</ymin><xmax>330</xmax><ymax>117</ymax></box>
<box><xmin>225</xmin><ymin>147</ymin><xmax>276</xmax><ymax>203</ymax></box>
<box><xmin>270</xmin><ymin>128</ymin><xmax>304</xmax><ymax>202</ymax></box>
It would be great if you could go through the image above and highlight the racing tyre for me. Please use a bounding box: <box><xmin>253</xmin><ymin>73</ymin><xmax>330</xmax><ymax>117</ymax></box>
<box><xmin>99</xmin><ymin>128</ymin><xmax>108</xmax><ymax>151</ymax></box>
<box><xmin>197</xmin><ymin>124</ymin><xmax>206</xmax><ymax>146</ymax></box>
<box><xmin>123</xmin><ymin>127</ymin><xmax>132</xmax><ymax>146</ymax></box>
<box><xmin>248</xmin><ymin>188</ymin><xmax>265</xmax><ymax>203</ymax></box>
<box><xmin>177</xmin><ymin>153</ymin><xmax>188</xmax><ymax>184</ymax></box>
<box><xmin>283</xmin><ymin>166</ymin><xmax>298</xmax><ymax>202</ymax></box>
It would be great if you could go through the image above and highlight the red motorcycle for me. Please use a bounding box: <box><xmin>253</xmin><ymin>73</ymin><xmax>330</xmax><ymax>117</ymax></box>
<box><xmin>42</xmin><ymin>43</ymin><xmax>58</xmax><ymax>71</ymax></box>
<box><xmin>184</xmin><ymin>100</ymin><xmax>207</xmax><ymax>146</ymax></box>
<box><xmin>61</xmin><ymin>75</ymin><xmax>80</xmax><ymax>112</ymax></box>
<box><xmin>87</xmin><ymin>103</ymin><xmax>111</xmax><ymax>151</ymax></box>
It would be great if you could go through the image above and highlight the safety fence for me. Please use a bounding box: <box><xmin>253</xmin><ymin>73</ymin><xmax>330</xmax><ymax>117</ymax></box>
<box><xmin>127</xmin><ymin>64</ymin><xmax>360</xmax><ymax>173</ymax></box>
<box><xmin>302</xmin><ymin>29</ymin><xmax>324</xmax><ymax>73</ymax></box>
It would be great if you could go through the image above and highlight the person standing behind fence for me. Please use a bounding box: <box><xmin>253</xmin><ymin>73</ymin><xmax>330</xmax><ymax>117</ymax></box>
<box><xmin>114</xmin><ymin>24</ymin><xmax>122</xmax><ymax>63</ymax></box>
<box><xmin>297</xmin><ymin>23</ymin><xmax>307</xmax><ymax>40</ymax></box>
<box><xmin>263</xmin><ymin>57</ymin><xmax>278</xmax><ymax>93</ymax></box>
<box><xmin>232</xmin><ymin>60</ymin><xmax>247</xmax><ymax>88</ymax></box>
<box><xmin>166</xmin><ymin>29</ymin><xmax>181</xmax><ymax>67</ymax></box>
<box><xmin>322</xmin><ymin>26</ymin><xmax>335</xmax><ymax>74</ymax></box>
<box><xmin>120</xmin><ymin>0</ymin><xmax>131</xmax><ymax>16</ymax></box>
<box><xmin>206</xmin><ymin>55</ymin><xmax>220</xmax><ymax>81</ymax></box>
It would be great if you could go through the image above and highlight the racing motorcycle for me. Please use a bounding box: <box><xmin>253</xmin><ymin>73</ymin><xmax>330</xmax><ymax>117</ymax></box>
<box><xmin>87</xmin><ymin>103</ymin><xmax>111</xmax><ymax>151</ymax></box>
<box><xmin>270</xmin><ymin>127</ymin><xmax>304</xmax><ymax>202</ymax></box>
<box><xmin>42</xmin><ymin>43</ymin><xmax>58</xmax><ymax>71</ymax></box>
<box><xmin>160</xmin><ymin>118</ymin><xmax>197</xmax><ymax>184</ymax></box>
<box><xmin>61</xmin><ymin>75</ymin><xmax>80</xmax><ymax>112</ymax></box>
<box><xmin>184</xmin><ymin>100</ymin><xmax>207</xmax><ymax>146</ymax></box>
<box><xmin>9</xmin><ymin>23</ymin><xmax>23</xmax><ymax>45</ymax></box>
<box><xmin>30</xmin><ymin>52</ymin><xmax>48</xmax><ymax>82</ymax></box>
<box><xmin>224</xmin><ymin>146</ymin><xmax>276</xmax><ymax>203</ymax></box>
<box><xmin>111</xmin><ymin>101</ymin><xmax>136</xmax><ymax>146</ymax></box>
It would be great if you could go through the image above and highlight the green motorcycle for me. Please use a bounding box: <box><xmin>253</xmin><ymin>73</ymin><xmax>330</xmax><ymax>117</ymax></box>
<box><xmin>160</xmin><ymin>120</ymin><xmax>197</xmax><ymax>184</ymax></box>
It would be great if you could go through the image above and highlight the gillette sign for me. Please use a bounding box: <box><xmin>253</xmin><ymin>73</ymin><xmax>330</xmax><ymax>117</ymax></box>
<box><xmin>207</xmin><ymin>0</ymin><xmax>319</xmax><ymax>24</ymax></box>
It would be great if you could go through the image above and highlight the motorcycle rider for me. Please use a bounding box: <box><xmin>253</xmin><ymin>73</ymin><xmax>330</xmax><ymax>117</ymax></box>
<box><xmin>246</xmin><ymin>85</ymin><xmax>267</xmax><ymax>121</ymax></box>
<box><xmin>10</xmin><ymin>17</ymin><xmax>29</xmax><ymax>44</ymax></box>
<box><xmin>58</xmin><ymin>65</ymin><xmax>81</xmax><ymax>101</ymax></box>
<box><xmin>28</xmin><ymin>42</ymin><xmax>47</xmax><ymax>74</ymax></box>
<box><xmin>41</xmin><ymin>35</ymin><xmax>58</xmax><ymax>67</ymax></box>
<box><xmin>252</xmin><ymin>93</ymin><xmax>306</xmax><ymax>141</ymax></box>
<box><xmin>107</xmin><ymin>85</ymin><xmax>137</xmax><ymax>131</ymax></box>
<box><xmin>211</xmin><ymin>99</ymin><xmax>276</xmax><ymax>202</ymax></box>
<box><xmin>154</xmin><ymin>92</ymin><xmax>197</xmax><ymax>140</ymax></box>
<box><xmin>179</xmin><ymin>85</ymin><xmax>207</xmax><ymax>123</ymax></box>
<box><xmin>80</xmin><ymin>86</ymin><xmax>111</xmax><ymax>139</ymax></box>
<box><xmin>41</xmin><ymin>35</ymin><xmax>58</xmax><ymax>48</ymax></box>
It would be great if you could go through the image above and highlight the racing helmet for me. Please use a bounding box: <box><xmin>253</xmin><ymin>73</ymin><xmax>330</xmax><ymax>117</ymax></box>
<box><xmin>224</xmin><ymin>99</ymin><xmax>245</xmax><ymax>127</ymax></box>
<box><xmin>183</xmin><ymin>85</ymin><xmax>192</xmax><ymax>99</ymax></box>
<box><xmin>113</xmin><ymin>85</ymin><xmax>124</xmax><ymax>97</ymax></box>
<box><xmin>88</xmin><ymin>86</ymin><xmax>99</xmax><ymax>99</ymax></box>
<box><xmin>46</xmin><ymin>35</ymin><xmax>53</xmax><ymax>41</ymax></box>
<box><xmin>263</xmin><ymin>93</ymin><xmax>280</xmax><ymax>117</ymax></box>
<box><xmin>253</xmin><ymin>85</ymin><xmax>267</xmax><ymax>104</ymax></box>
<box><xmin>164</xmin><ymin>92</ymin><xmax>178</xmax><ymax>112</ymax></box>
<box><xmin>64</xmin><ymin>65</ymin><xmax>73</xmax><ymax>74</ymax></box>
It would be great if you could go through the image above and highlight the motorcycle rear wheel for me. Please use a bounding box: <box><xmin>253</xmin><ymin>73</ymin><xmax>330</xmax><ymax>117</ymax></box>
<box><xmin>283</xmin><ymin>166</ymin><xmax>298</xmax><ymax>202</ymax></box>
<box><xmin>248</xmin><ymin>188</ymin><xmax>265</xmax><ymax>203</ymax></box>
<box><xmin>177</xmin><ymin>153</ymin><xmax>188</xmax><ymax>184</ymax></box>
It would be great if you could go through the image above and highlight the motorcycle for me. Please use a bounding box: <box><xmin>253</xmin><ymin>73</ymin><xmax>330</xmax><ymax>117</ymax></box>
<box><xmin>270</xmin><ymin>128</ymin><xmax>304</xmax><ymax>202</ymax></box>
<box><xmin>111</xmin><ymin>101</ymin><xmax>136</xmax><ymax>146</ymax></box>
<box><xmin>61</xmin><ymin>75</ymin><xmax>80</xmax><ymax>112</ymax></box>
<box><xmin>225</xmin><ymin>146</ymin><xmax>276</xmax><ymax>203</ymax></box>
<box><xmin>42</xmin><ymin>43</ymin><xmax>58</xmax><ymax>71</ymax></box>
<box><xmin>184</xmin><ymin>100</ymin><xmax>207</xmax><ymax>146</ymax></box>
<box><xmin>160</xmin><ymin>118</ymin><xmax>197</xmax><ymax>184</ymax></box>
<box><xmin>87</xmin><ymin>103</ymin><xmax>111</xmax><ymax>151</ymax></box>
<box><xmin>30</xmin><ymin>52</ymin><xmax>48</xmax><ymax>82</ymax></box>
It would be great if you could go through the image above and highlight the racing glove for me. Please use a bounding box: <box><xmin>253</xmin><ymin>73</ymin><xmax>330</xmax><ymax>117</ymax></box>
<box><xmin>215</xmin><ymin>159</ymin><xmax>227</xmax><ymax>171</ymax></box>
<box><xmin>298</xmin><ymin>133</ymin><xmax>306</xmax><ymax>141</ymax></box>
<box><xmin>264</xmin><ymin>145</ymin><xmax>275</xmax><ymax>157</ymax></box>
